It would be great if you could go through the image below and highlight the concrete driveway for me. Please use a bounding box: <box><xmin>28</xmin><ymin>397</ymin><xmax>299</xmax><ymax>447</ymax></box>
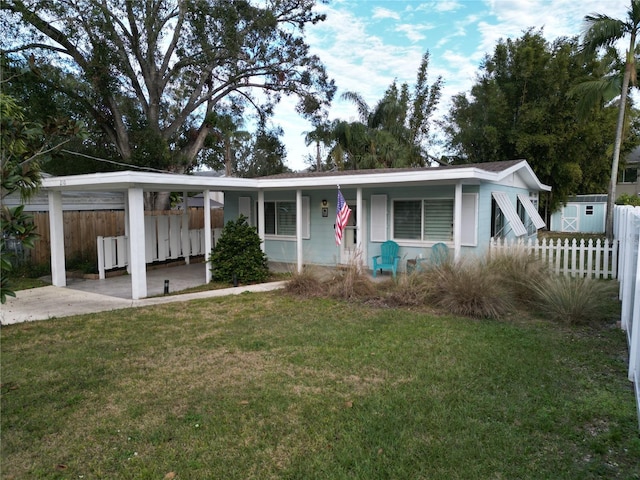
<box><xmin>1</xmin><ymin>280</ymin><xmax>286</xmax><ymax>325</ymax></box>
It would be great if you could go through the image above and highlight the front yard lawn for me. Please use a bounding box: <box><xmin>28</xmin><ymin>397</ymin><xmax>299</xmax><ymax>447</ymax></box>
<box><xmin>1</xmin><ymin>292</ymin><xmax>638</xmax><ymax>479</ymax></box>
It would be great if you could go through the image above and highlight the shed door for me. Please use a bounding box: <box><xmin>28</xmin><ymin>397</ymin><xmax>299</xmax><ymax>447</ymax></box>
<box><xmin>561</xmin><ymin>205</ymin><xmax>579</xmax><ymax>232</ymax></box>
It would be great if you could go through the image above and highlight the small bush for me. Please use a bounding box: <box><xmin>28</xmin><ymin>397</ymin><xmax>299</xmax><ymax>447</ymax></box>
<box><xmin>210</xmin><ymin>216</ymin><xmax>269</xmax><ymax>284</ymax></box>
<box><xmin>616</xmin><ymin>193</ymin><xmax>640</xmax><ymax>207</ymax></box>
<box><xmin>423</xmin><ymin>258</ymin><xmax>513</xmax><ymax>319</ymax></box>
<box><xmin>532</xmin><ymin>275</ymin><xmax>618</xmax><ymax>325</ymax></box>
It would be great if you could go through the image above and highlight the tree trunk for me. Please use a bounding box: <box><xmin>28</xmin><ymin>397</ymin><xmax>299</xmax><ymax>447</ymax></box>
<box><xmin>316</xmin><ymin>141</ymin><xmax>321</xmax><ymax>171</ymax></box>
<box><xmin>605</xmin><ymin>46</ymin><xmax>634</xmax><ymax>240</ymax></box>
<box><xmin>144</xmin><ymin>191</ymin><xmax>172</xmax><ymax>211</ymax></box>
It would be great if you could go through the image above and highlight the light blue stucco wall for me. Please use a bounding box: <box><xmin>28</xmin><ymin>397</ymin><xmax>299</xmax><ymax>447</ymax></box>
<box><xmin>224</xmin><ymin>182</ymin><xmax>540</xmax><ymax>270</ymax></box>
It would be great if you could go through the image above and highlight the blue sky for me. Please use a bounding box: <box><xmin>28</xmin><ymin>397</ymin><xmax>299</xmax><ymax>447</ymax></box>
<box><xmin>272</xmin><ymin>0</ymin><xmax>629</xmax><ymax>171</ymax></box>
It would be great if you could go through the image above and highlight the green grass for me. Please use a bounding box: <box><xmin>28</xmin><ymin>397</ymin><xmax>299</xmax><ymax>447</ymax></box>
<box><xmin>2</xmin><ymin>293</ymin><xmax>638</xmax><ymax>479</ymax></box>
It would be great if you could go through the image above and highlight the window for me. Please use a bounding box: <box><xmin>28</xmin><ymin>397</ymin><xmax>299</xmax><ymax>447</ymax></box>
<box><xmin>393</xmin><ymin>198</ymin><xmax>453</xmax><ymax>242</ymax></box>
<box><xmin>585</xmin><ymin>205</ymin><xmax>594</xmax><ymax>216</ymax></box>
<box><xmin>264</xmin><ymin>201</ymin><xmax>296</xmax><ymax>236</ymax></box>
<box><xmin>491</xmin><ymin>198</ymin><xmax>506</xmax><ymax>238</ymax></box>
<box><xmin>622</xmin><ymin>167</ymin><xmax>638</xmax><ymax>183</ymax></box>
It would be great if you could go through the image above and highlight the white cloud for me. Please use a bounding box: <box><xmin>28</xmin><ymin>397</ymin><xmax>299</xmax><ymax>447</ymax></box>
<box><xmin>395</xmin><ymin>23</ymin><xmax>430</xmax><ymax>43</ymax></box>
<box><xmin>433</xmin><ymin>1</ymin><xmax>463</xmax><ymax>13</ymax></box>
<box><xmin>372</xmin><ymin>7</ymin><xmax>400</xmax><ymax>20</ymax></box>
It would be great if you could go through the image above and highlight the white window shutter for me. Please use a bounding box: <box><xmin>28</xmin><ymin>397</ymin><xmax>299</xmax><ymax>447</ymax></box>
<box><xmin>370</xmin><ymin>194</ymin><xmax>387</xmax><ymax>242</ymax></box>
<box><xmin>517</xmin><ymin>194</ymin><xmax>546</xmax><ymax>229</ymax></box>
<box><xmin>302</xmin><ymin>196</ymin><xmax>310</xmax><ymax>239</ymax></box>
<box><xmin>461</xmin><ymin>193</ymin><xmax>478</xmax><ymax>246</ymax></box>
<box><xmin>239</xmin><ymin>196</ymin><xmax>251</xmax><ymax>224</ymax></box>
<box><xmin>492</xmin><ymin>192</ymin><xmax>527</xmax><ymax>237</ymax></box>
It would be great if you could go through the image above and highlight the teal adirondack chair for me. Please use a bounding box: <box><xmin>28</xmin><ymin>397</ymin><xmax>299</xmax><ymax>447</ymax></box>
<box><xmin>415</xmin><ymin>242</ymin><xmax>450</xmax><ymax>272</ymax></box>
<box><xmin>372</xmin><ymin>240</ymin><xmax>400</xmax><ymax>278</ymax></box>
<box><xmin>430</xmin><ymin>242</ymin><xmax>449</xmax><ymax>266</ymax></box>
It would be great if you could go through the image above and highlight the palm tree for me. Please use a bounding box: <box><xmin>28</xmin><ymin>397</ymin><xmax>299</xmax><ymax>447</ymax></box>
<box><xmin>303</xmin><ymin>121</ymin><xmax>333</xmax><ymax>171</ymax></box>
<box><xmin>581</xmin><ymin>0</ymin><xmax>640</xmax><ymax>239</ymax></box>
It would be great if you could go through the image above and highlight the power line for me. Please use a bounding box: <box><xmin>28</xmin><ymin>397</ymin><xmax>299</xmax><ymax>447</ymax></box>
<box><xmin>60</xmin><ymin>150</ymin><xmax>175</xmax><ymax>174</ymax></box>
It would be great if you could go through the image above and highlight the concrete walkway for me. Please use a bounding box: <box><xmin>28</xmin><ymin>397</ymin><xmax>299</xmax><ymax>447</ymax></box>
<box><xmin>1</xmin><ymin>265</ymin><xmax>287</xmax><ymax>325</ymax></box>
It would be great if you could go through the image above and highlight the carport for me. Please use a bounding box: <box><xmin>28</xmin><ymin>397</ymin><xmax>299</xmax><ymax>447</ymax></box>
<box><xmin>42</xmin><ymin>171</ymin><xmax>256</xmax><ymax>300</ymax></box>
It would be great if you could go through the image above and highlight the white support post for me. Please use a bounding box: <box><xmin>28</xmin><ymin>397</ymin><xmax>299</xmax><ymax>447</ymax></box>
<box><xmin>454</xmin><ymin>182</ymin><xmax>463</xmax><ymax>260</ymax></box>
<box><xmin>124</xmin><ymin>192</ymin><xmax>131</xmax><ymax>274</ymax></box>
<box><xmin>258</xmin><ymin>189</ymin><xmax>265</xmax><ymax>252</ymax></box>
<box><xmin>97</xmin><ymin>236</ymin><xmax>105</xmax><ymax>279</ymax></box>
<box><xmin>183</xmin><ymin>190</ymin><xmax>190</xmax><ymax>264</ymax></box>
<box><xmin>204</xmin><ymin>190</ymin><xmax>212</xmax><ymax>284</ymax></box>
<box><xmin>356</xmin><ymin>187</ymin><xmax>363</xmax><ymax>258</ymax></box>
<box><xmin>296</xmin><ymin>189</ymin><xmax>303</xmax><ymax>273</ymax></box>
<box><xmin>48</xmin><ymin>190</ymin><xmax>66</xmax><ymax>287</ymax></box>
<box><xmin>127</xmin><ymin>188</ymin><xmax>147</xmax><ymax>299</ymax></box>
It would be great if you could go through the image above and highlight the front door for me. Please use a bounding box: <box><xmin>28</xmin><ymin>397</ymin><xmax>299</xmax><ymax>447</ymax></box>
<box><xmin>340</xmin><ymin>201</ymin><xmax>366</xmax><ymax>265</ymax></box>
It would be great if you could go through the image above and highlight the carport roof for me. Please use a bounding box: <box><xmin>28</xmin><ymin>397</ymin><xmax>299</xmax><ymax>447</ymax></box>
<box><xmin>41</xmin><ymin>159</ymin><xmax>551</xmax><ymax>193</ymax></box>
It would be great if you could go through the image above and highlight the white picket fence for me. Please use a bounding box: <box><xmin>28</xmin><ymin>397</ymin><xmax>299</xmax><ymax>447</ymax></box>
<box><xmin>97</xmin><ymin>214</ymin><xmax>222</xmax><ymax>279</ymax></box>
<box><xmin>613</xmin><ymin>205</ymin><xmax>640</xmax><ymax>430</ymax></box>
<box><xmin>489</xmin><ymin>236</ymin><xmax>618</xmax><ymax>279</ymax></box>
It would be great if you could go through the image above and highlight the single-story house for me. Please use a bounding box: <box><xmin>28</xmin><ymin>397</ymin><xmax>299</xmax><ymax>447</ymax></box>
<box><xmin>549</xmin><ymin>194</ymin><xmax>607</xmax><ymax>234</ymax></box>
<box><xmin>40</xmin><ymin>159</ymin><xmax>550</xmax><ymax>299</ymax></box>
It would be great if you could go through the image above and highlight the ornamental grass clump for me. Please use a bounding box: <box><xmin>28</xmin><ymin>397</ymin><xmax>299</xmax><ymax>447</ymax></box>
<box><xmin>328</xmin><ymin>254</ymin><xmax>376</xmax><ymax>300</ymax></box>
<box><xmin>424</xmin><ymin>258</ymin><xmax>513</xmax><ymax>319</ymax></box>
<box><xmin>486</xmin><ymin>245</ymin><xmax>548</xmax><ymax>304</ymax></box>
<box><xmin>284</xmin><ymin>267</ymin><xmax>323</xmax><ymax>298</ymax></box>
<box><xmin>383</xmin><ymin>270</ymin><xmax>434</xmax><ymax>307</ymax></box>
<box><xmin>532</xmin><ymin>275</ymin><xmax>618</xmax><ymax>325</ymax></box>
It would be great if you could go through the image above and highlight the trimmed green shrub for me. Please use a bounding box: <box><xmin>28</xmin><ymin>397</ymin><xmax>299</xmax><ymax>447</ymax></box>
<box><xmin>210</xmin><ymin>216</ymin><xmax>269</xmax><ymax>284</ymax></box>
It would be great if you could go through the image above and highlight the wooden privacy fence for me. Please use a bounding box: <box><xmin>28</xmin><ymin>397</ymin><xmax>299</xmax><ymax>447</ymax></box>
<box><xmin>613</xmin><ymin>205</ymin><xmax>640</xmax><ymax>430</ymax></box>
<box><xmin>489</xmin><ymin>236</ymin><xmax>618</xmax><ymax>280</ymax></box>
<box><xmin>27</xmin><ymin>208</ymin><xmax>224</xmax><ymax>265</ymax></box>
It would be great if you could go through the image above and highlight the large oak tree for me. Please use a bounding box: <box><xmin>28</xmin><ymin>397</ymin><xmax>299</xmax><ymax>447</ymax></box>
<box><xmin>2</xmin><ymin>0</ymin><xmax>335</xmax><ymax>205</ymax></box>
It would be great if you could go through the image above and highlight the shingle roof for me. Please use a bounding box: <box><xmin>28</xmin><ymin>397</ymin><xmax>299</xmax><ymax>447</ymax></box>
<box><xmin>262</xmin><ymin>159</ymin><xmax>525</xmax><ymax>180</ymax></box>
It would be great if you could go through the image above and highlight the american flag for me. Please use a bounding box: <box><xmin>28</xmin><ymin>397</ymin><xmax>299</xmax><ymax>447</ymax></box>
<box><xmin>335</xmin><ymin>189</ymin><xmax>352</xmax><ymax>245</ymax></box>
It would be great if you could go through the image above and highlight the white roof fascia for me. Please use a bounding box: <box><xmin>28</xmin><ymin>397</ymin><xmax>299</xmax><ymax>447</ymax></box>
<box><xmin>41</xmin><ymin>171</ymin><xmax>258</xmax><ymax>192</ymax></box>
<box><xmin>492</xmin><ymin>192</ymin><xmax>528</xmax><ymax>237</ymax></box>
<box><xmin>253</xmin><ymin>167</ymin><xmax>506</xmax><ymax>190</ymax></box>
<box><xmin>493</xmin><ymin>161</ymin><xmax>552</xmax><ymax>192</ymax></box>
<box><xmin>517</xmin><ymin>194</ymin><xmax>546</xmax><ymax>229</ymax></box>
<box><xmin>40</xmin><ymin>161</ymin><xmax>551</xmax><ymax>193</ymax></box>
